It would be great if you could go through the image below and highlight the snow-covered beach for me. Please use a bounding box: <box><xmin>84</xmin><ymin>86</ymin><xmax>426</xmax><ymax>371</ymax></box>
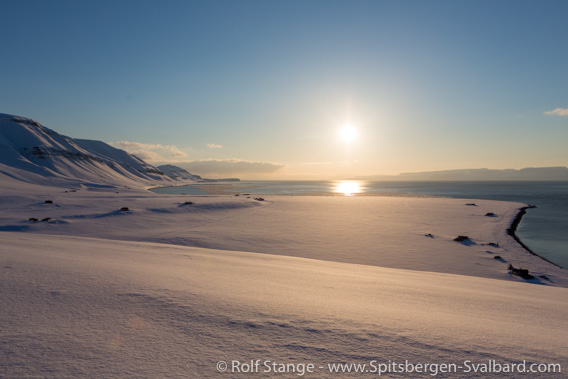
<box><xmin>2</xmin><ymin>181</ymin><xmax>567</xmax><ymax>377</ymax></box>
<box><xmin>2</xmin><ymin>183</ymin><xmax>565</xmax><ymax>284</ymax></box>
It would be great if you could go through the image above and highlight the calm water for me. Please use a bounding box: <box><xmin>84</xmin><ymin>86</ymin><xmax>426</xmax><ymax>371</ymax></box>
<box><xmin>152</xmin><ymin>180</ymin><xmax>568</xmax><ymax>269</ymax></box>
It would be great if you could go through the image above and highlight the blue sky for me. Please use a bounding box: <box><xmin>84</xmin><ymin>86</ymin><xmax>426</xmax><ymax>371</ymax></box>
<box><xmin>2</xmin><ymin>0</ymin><xmax>567</xmax><ymax>178</ymax></box>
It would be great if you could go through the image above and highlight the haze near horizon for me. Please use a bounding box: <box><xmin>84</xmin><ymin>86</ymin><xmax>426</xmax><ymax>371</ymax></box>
<box><xmin>1</xmin><ymin>0</ymin><xmax>567</xmax><ymax>179</ymax></box>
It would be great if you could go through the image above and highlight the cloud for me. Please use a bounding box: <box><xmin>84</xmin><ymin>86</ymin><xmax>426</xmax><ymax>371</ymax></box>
<box><xmin>206</xmin><ymin>143</ymin><xmax>223</xmax><ymax>149</ymax></box>
<box><xmin>167</xmin><ymin>147</ymin><xmax>188</xmax><ymax>157</ymax></box>
<box><xmin>108</xmin><ymin>141</ymin><xmax>283</xmax><ymax>178</ymax></box>
<box><xmin>544</xmin><ymin>107</ymin><xmax>568</xmax><ymax>116</ymax></box>
<box><xmin>130</xmin><ymin>150</ymin><xmax>164</xmax><ymax>162</ymax></box>
<box><xmin>176</xmin><ymin>159</ymin><xmax>284</xmax><ymax>178</ymax></box>
<box><xmin>110</xmin><ymin>141</ymin><xmax>188</xmax><ymax>162</ymax></box>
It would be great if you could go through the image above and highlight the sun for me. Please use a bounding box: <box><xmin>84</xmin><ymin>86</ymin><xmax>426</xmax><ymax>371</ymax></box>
<box><xmin>339</xmin><ymin>124</ymin><xmax>357</xmax><ymax>143</ymax></box>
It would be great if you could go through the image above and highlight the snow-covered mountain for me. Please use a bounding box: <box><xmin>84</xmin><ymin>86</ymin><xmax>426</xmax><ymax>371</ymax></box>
<box><xmin>157</xmin><ymin>164</ymin><xmax>203</xmax><ymax>181</ymax></box>
<box><xmin>0</xmin><ymin>113</ymin><xmax>194</xmax><ymax>188</ymax></box>
<box><xmin>158</xmin><ymin>164</ymin><xmax>240</xmax><ymax>182</ymax></box>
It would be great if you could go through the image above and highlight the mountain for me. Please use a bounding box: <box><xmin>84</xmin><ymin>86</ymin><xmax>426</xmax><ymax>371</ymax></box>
<box><xmin>157</xmin><ymin>164</ymin><xmax>240</xmax><ymax>182</ymax></box>
<box><xmin>356</xmin><ymin>167</ymin><xmax>568</xmax><ymax>181</ymax></box>
<box><xmin>157</xmin><ymin>164</ymin><xmax>203</xmax><ymax>181</ymax></box>
<box><xmin>0</xmin><ymin>113</ymin><xmax>194</xmax><ymax>188</ymax></box>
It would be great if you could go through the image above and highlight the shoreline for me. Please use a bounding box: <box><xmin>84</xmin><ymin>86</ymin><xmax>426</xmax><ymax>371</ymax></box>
<box><xmin>508</xmin><ymin>205</ymin><xmax>564</xmax><ymax>269</ymax></box>
<box><xmin>2</xmin><ymin>182</ymin><xmax>567</xmax><ymax>286</ymax></box>
<box><xmin>157</xmin><ymin>182</ymin><xmax>445</xmax><ymax>198</ymax></box>
<box><xmin>148</xmin><ymin>183</ymin><xmax>567</xmax><ymax>270</ymax></box>
<box><xmin>191</xmin><ymin>181</ymin><xmax>568</xmax><ymax>271</ymax></box>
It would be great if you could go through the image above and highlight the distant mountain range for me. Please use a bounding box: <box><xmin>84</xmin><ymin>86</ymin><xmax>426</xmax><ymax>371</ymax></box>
<box><xmin>356</xmin><ymin>167</ymin><xmax>568</xmax><ymax>181</ymax></box>
<box><xmin>0</xmin><ymin>113</ymin><xmax>224</xmax><ymax>188</ymax></box>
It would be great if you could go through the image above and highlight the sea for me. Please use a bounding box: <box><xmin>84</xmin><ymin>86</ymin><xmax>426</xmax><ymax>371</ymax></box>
<box><xmin>151</xmin><ymin>180</ymin><xmax>568</xmax><ymax>269</ymax></box>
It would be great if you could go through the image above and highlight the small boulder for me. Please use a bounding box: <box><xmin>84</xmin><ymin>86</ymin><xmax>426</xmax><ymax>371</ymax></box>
<box><xmin>29</xmin><ymin>218</ymin><xmax>39</xmax><ymax>222</ymax></box>
<box><xmin>41</xmin><ymin>217</ymin><xmax>52</xmax><ymax>222</ymax></box>
<box><xmin>120</xmin><ymin>207</ymin><xmax>130</xmax><ymax>212</ymax></box>
<box><xmin>45</xmin><ymin>200</ymin><xmax>53</xmax><ymax>204</ymax></box>
<box><xmin>508</xmin><ymin>264</ymin><xmax>535</xmax><ymax>280</ymax></box>
<box><xmin>485</xmin><ymin>212</ymin><xmax>496</xmax><ymax>217</ymax></box>
<box><xmin>453</xmin><ymin>235</ymin><xmax>469</xmax><ymax>242</ymax></box>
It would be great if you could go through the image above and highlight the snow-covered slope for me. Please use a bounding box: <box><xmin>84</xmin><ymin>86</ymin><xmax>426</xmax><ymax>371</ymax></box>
<box><xmin>158</xmin><ymin>164</ymin><xmax>203</xmax><ymax>181</ymax></box>
<box><xmin>0</xmin><ymin>113</ymin><xmax>192</xmax><ymax>188</ymax></box>
<box><xmin>2</xmin><ymin>231</ymin><xmax>567</xmax><ymax>377</ymax></box>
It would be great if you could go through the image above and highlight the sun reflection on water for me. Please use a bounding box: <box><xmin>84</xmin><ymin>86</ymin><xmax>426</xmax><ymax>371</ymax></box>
<box><xmin>333</xmin><ymin>180</ymin><xmax>364</xmax><ymax>196</ymax></box>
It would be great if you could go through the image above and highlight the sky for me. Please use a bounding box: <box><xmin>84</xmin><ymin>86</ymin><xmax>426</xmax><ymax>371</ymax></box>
<box><xmin>1</xmin><ymin>0</ymin><xmax>568</xmax><ymax>179</ymax></box>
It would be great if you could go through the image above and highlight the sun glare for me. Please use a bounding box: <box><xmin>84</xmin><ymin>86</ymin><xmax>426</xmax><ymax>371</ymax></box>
<box><xmin>339</xmin><ymin>124</ymin><xmax>357</xmax><ymax>143</ymax></box>
<box><xmin>334</xmin><ymin>180</ymin><xmax>363</xmax><ymax>196</ymax></box>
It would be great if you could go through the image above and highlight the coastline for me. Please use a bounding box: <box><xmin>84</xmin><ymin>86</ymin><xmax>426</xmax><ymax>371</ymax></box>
<box><xmin>4</xmin><ymin>178</ymin><xmax>565</xmax><ymax>285</ymax></box>
<box><xmin>185</xmin><ymin>180</ymin><xmax>568</xmax><ymax>270</ymax></box>
<box><xmin>508</xmin><ymin>205</ymin><xmax>564</xmax><ymax>269</ymax></box>
<box><xmin>149</xmin><ymin>181</ymin><xmax>568</xmax><ymax>271</ymax></box>
<box><xmin>163</xmin><ymin>182</ymin><xmax>444</xmax><ymax>198</ymax></box>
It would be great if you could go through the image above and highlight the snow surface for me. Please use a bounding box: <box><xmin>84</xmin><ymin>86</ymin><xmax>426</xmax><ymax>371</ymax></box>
<box><xmin>1</xmin><ymin>182</ymin><xmax>567</xmax><ymax>378</ymax></box>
